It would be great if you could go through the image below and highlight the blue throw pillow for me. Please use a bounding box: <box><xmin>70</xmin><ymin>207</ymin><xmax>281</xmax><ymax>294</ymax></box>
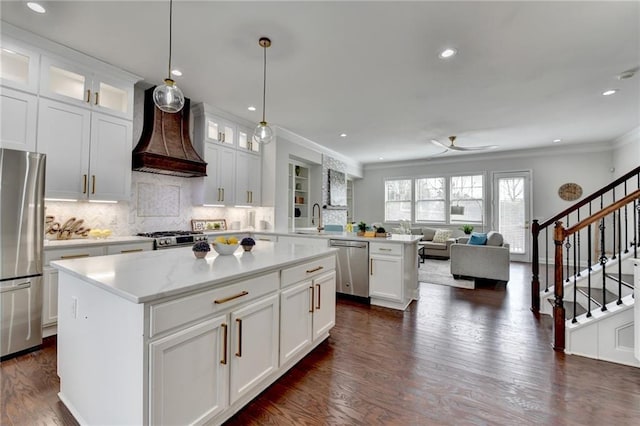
<box><xmin>468</xmin><ymin>232</ymin><xmax>487</xmax><ymax>245</ymax></box>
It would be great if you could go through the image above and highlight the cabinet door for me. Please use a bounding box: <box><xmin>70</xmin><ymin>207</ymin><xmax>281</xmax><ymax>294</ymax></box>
<box><xmin>42</xmin><ymin>267</ymin><xmax>58</xmax><ymax>327</ymax></box>
<box><xmin>38</xmin><ymin>98</ymin><xmax>91</xmax><ymax>199</ymax></box>
<box><xmin>40</xmin><ymin>56</ymin><xmax>92</xmax><ymax>107</ymax></box>
<box><xmin>237</xmin><ymin>126</ymin><xmax>259</xmax><ymax>154</ymax></box>
<box><xmin>312</xmin><ymin>271</ymin><xmax>336</xmax><ymax>340</ymax></box>
<box><xmin>229</xmin><ymin>294</ymin><xmax>279</xmax><ymax>405</ymax></box>
<box><xmin>149</xmin><ymin>315</ymin><xmax>228</xmax><ymax>426</ymax></box>
<box><xmin>235</xmin><ymin>151</ymin><xmax>261</xmax><ymax>206</ymax></box>
<box><xmin>88</xmin><ymin>113</ymin><xmax>132</xmax><ymax>201</ymax></box>
<box><xmin>91</xmin><ymin>73</ymin><xmax>134</xmax><ymax>119</ymax></box>
<box><xmin>202</xmin><ymin>142</ymin><xmax>222</xmax><ymax>204</ymax></box>
<box><xmin>0</xmin><ymin>87</ymin><xmax>37</xmax><ymax>152</ymax></box>
<box><xmin>369</xmin><ymin>254</ymin><xmax>403</xmax><ymax>302</ymax></box>
<box><xmin>280</xmin><ymin>281</ymin><xmax>313</xmax><ymax>365</ymax></box>
<box><xmin>204</xmin><ymin>115</ymin><xmax>235</xmax><ymax>146</ymax></box>
<box><xmin>218</xmin><ymin>146</ymin><xmax>236</xmax><ymax>205</ymax></box>
<box><xmin>0</xmin><ymin>38</ymin><xmax>40</xmax><ymax>93</ymax></box>
<box><xmin>105</xmin><ymin>241</ymin><xmax>153</xmax><ymax>255</ymax></box>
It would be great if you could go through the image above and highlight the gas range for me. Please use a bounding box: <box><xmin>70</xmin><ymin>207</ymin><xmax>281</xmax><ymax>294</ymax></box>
<box><xmin>137</xmin><ymin>230</ymin><xmax>208</xmax><ymax>250</ymax></box>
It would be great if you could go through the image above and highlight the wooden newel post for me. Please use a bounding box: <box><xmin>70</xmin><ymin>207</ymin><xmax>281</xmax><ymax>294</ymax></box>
<box><xmin>553</xmin><ymin>221</ymin><xmax>566</xmax><ymax>351</ymax></box>
<box><xmin>531</xmin><ymin>219</ymin><xmax>540</xmax><ymax>313</ymax></box>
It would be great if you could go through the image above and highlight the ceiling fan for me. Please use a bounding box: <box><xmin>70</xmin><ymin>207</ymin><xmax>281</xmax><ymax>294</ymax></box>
<box><xmin>430</xmin><ymin>136</ymin><xmax>498</xmax><ymax>152</ymax></box>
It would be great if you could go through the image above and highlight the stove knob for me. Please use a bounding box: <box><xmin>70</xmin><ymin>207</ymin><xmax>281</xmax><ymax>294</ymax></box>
<box><xmin>158</xmin><ymin>240</ymin><xmax>165</xmax><ymax>246</ymax></box>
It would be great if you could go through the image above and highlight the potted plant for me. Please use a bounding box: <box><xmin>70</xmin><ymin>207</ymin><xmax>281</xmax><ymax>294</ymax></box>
<box><xmin>461</xmin><ymin>224</ymin><xmax>474</xmax><ymax>235</ymax></box>
<box><xmin>192</xmin><ymin>241</ymin><xmax>211</xmax><ymax>259</ymax></box>
<box><xmin>240</xmin><ymin>237</ymin><xmax>256</xmax><ymax>252</ymax></box>
<box><xmin>374</xmin><ymin>226</ymin><xmax>387</xmax><ymax>238</ymax></box>
<box><xmin>357</xmin><ymin>221</ymin><xmax>367</xmax><ymax>236</ymax></box>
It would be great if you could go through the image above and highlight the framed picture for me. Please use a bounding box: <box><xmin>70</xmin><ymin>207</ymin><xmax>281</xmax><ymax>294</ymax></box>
<box><xmin>191</xmin><ymin>219</ymin><xmax>227</xmax><ymax>232</ymax></box>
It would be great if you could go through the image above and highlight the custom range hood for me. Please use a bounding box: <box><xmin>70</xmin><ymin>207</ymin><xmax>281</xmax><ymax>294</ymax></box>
<box><xmin>132</xmin><ymin>87</ymin><xmax>207</xmax><ymax>177</ymax></box>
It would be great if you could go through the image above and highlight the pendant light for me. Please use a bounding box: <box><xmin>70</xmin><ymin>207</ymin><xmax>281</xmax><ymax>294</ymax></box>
<box><xmin>153</xmin><ymin>0</ymin><xmax>185</xmax><ymax>113</ymax></box>
<box><xmin>253</xmin><ymin>37</ymin><xmax>274</xmax><ymax>145</ymax></box>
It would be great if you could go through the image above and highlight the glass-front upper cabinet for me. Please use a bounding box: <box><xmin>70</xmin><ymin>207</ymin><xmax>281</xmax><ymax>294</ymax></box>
<box><xmin>237</xmin><ymin>126</ymin><xmax>260</xmax><ymax>154</ymax></box>
<box><xmin>0</xmin><ymin>38</ymin><xmax>40</xmax><ymax>93</ymax></box>
<box><xmin>205</xmin><ymin>115</ymin><xmax>235</xmax><ymax>146</ymax></box>
<box><xmin>39</xmin><ymin>56</ymin><xmax>133</xmax><ymax>119</ymax></box>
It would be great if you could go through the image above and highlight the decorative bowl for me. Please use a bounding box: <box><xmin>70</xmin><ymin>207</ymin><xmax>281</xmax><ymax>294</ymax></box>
<box><xmin>242</xmin><ymin>245</ymin><xmax>253</xmax><ymax>252</ymax></box>
<box><xmin>212</xmin><ymin>243</ymin><xmax>239</xmax><ymax>255</ymax></box>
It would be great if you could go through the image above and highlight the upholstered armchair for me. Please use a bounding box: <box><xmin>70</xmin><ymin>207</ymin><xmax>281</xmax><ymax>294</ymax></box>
<box><xmin>450</xmin><ymin>231</ymin><xmax>510</xmax><ymax>283</ymax></box>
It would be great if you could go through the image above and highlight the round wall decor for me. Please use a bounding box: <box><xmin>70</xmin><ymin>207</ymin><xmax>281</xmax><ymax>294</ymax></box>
<box><xmin>558</xmin><ymin>182</ymin><xmax>583</xmax><ymax>201</ymax></box>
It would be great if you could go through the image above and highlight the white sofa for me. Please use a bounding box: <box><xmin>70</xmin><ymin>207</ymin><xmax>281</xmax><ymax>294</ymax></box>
<box><xmin>450</xmin><ymin>231</ymin><xmax>510</xmax><ymax>283</ymax></box>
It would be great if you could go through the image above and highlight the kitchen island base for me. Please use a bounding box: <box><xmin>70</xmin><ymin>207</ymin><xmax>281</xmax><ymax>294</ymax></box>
<box><xmin>54</xmin><ymin>245</ymin><xmax>336</xmax><ymax>425</ymax></box>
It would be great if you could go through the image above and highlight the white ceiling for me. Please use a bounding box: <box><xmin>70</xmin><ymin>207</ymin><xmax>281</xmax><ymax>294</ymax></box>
<box><xmin>1</xmin><ymin>1</ymin><xmax>639</xmax><ymax>164</ymax></box>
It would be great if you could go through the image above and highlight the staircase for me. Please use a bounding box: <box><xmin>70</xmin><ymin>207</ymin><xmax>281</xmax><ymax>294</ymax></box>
<box><xmin>531</xmin><ymin>166</ymin><xmax>640</xmax><ymax>367</ymax></box>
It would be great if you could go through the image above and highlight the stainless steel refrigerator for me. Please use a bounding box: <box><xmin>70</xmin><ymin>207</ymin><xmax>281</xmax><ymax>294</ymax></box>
<box><xmin>0</xmin><ymin>148</ymin><xmax>46</xmax><ymax>358</ymax></box>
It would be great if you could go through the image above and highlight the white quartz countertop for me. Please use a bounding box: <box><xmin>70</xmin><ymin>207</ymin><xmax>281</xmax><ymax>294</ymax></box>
<box><xmin>44</xmin><ymin>236</ymin><xmax>153</xmax><ymax>250</ymax></box>
<box><xmin>51</xmin><ymin>242</ymin><xmax>337</xmax><ymax>304</ymax></box>
<box><xmin>274</xmin><ymin>231</ymin><xmax>422</xmax><ymax>244</ymax></box>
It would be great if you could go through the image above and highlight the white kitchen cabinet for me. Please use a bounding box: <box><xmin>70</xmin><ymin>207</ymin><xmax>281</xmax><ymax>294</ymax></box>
<box><xmin>194</xmin><ymin>142</ymin><xmax>236</xmax><ymax>206</ymax></box>
<box><xmin>37</xmin><ymin>98</ymin><xmax>132</xmax><ymax>201</ymax></box>
<box><xmin>229</xmin><ymin>294</ymin><xmax>279</xmax><ymax>404</ymax></box>
<box><xmin>369</xmin><ymin>241</ymin><xmax>419</xmax><ymax>310</ymax></box>
<box><xmin>235</xmin><ymin>150</ymin><xmax>261</xmax><ymax>206</ymax></box>
<box><xmin>39</xmin><ymin>55</ymin><xmax>134</xmax><ymax>120</ymax></box>
<box><xmin>0</xmin><ymin>37</ymin><xmax>40</xmax><ymax>93</ymax></box>
<box><xmin>0</xmin><ymin>86</ymin><xmax>37</xmax><ymax>151</ymax></box>
<box><xmin>201</xmin><ymin>113</ymin><xmax>236</xmax><ymax>147</ymax></box>
<box><xmin>237</xmin><ymin>125</ymin><xmax>260</xmax><ymax>154</ymax></box>
<box><xmin>105</xmin><ymin>241</ymin><xmax>153</xmax><ymax>255</ymax></box>
<box><xmin>42</xmin><ymin>267</ymin><xmax>58</xmax><ymax>328</ymax></box>
<box><xmin>312</xmin><ymin>271</ymin><xmax>336</xmax><ymax>340</ymax></box>
<box><xmin>149</xmin><ymin>315</ymin><xmax>228</xmax><ymax>426</ymax></box>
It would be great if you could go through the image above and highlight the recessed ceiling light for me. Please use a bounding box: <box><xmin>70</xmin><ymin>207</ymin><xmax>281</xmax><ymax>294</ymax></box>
<box><xmin>170</xmin><ymin>69</ymin><xmax>182</xmax><ymax>77</ymax></box>
<box><xmin>27</xmin><ymin>2</ymin><xmax>46</xmax><ymax>13</ymax></box>
<box><xmin>247</xmin><ymin>106</ymin><xmax>256</xmax><ymax>111</ymax></box>
<box><xmin>340</xmin><ymin>133</ymin><xmax>347</xmax><ymax>138</ymax></box>
<box><xmin>602</xmin><ymin>89</ymin><xmax>618</xmax><ymax>96</ymax></box>
<box><xmin>553</xmin><ymin>139</ymin><xmax>561</xmax><ymax>143</ymax></box>
<box><xmin>439</xmin><ymin>48</ymin><xmax>457</xmax><ymax>59</ymax></box>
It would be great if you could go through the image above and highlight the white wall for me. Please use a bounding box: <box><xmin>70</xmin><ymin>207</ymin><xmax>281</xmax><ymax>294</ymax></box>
<box><xmin>355</xmin><ymin>144</ymin><xmax>614</xmax><ymax>230</ymax></box>
<box><xmin>612</xmin><ymin>127</ymin><xmax>640</xmax><ymax>178</ymax></box>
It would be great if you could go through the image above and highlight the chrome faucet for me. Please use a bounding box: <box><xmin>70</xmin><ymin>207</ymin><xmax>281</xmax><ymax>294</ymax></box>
<box><xmin>312</xmin><ymin>203</ymin><xmax>323</xmax><ymax>232</ymax></box>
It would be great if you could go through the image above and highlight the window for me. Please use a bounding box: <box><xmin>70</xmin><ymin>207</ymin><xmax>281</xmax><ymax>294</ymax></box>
<box><xmin>415</xmin><ymin>177</ymin><xmax>445</xmax><ymax>222</ymax></box>
<box><xmin>450</xmin><ymin>175</ymin><xmax>484</xmax><ymax>223</ymax></box>
<box><xmin>384</xmin><ymin>179</ymin><xmax>411</xmax><ymax>221</ymax></box>
<box><xmin>384</xmin><ymin>174</ymin><xmax>485</xmax><ymax>224</ymax></box>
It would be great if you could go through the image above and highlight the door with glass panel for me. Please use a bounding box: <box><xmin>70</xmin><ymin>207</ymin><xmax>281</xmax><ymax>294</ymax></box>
<box><xmin>492</xmin><ymin>171</ymin><xmax>531</xmax><ymax>262</ymax></box>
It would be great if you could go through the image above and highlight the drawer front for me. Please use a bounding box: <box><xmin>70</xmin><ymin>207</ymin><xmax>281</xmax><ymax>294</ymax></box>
<box><xmin>44</xmin><ymin>246</ymin><xmax>105</xmax><ymax>266</ymax></box>
<box><xmin>254</xmin><ymin>234</ymin><xmax>278</xmax><ymax>242</ymax></box>
<box><xmin>150</xmin><ymin>271</ymin><xmax>279</xmax><ymax>337</ymax></box>
<box><xmin>106</xmin><ymin>242</ymin><xmax>153</xmax><ymax>255</ymax></box>
<box><xmin>370</xmin><ymin>242</ymin><xmax>402</xmax><ymax>256</ymax></box>
<box><xmin>281</xmin><ymin>255</ymin><xmax>335</xmax><ymax>288</ymax></box>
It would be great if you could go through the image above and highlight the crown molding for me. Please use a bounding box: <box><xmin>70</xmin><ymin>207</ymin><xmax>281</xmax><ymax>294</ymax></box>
<box><xmin>611</xmin><ymin>126</ymin><xmax>640</xmax><ymax>149</ymax></box>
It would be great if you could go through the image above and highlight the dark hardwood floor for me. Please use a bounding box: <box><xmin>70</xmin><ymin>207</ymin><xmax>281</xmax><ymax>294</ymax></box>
<box><xmin>2</xmin><ymin>262</ymin><xmax>639</xmax><ymax>425</ymax></box>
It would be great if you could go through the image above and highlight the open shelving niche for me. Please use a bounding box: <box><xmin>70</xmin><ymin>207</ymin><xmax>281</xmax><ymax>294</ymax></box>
<box><xmin>289</xmin><ymin>163</ymin><xmax>310</xmax><ymax>230</ymax></box>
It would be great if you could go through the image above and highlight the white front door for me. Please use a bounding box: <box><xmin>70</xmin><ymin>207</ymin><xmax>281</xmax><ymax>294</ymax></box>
<box><xmin>492</xmin><ymin>171</ymin><xmax>532</xmax><ymax>262</ymax></box>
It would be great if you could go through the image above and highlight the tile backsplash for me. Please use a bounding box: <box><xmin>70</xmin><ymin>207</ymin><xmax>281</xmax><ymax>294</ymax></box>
<box><xmin>45</xmin><ymin>172</ymin><xmax>274</xmax><ymax>238</ymax></box>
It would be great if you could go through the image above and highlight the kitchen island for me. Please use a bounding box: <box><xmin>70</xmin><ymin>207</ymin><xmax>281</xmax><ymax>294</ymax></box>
<box><xmin>52</xmin><ymin>242</ymin><xmax>337</xmax><ymax>425</ymax></box>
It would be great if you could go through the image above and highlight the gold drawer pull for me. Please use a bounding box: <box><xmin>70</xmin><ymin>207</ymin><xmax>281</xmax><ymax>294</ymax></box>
<box><xmin>214</xmin><ymin>291</ymin><xmax>249</xmax><ymax>304</ymax></box>
<box><xmin>257</xmin><ymin>238</ymin><xmax>271</xmax><ymax>241</ymax></box>
<box><xmin>306</xmin><ymin>266</ymin><xmax>323</xmax><ymax>274</ymax></box>
<box><xmin>379</xmin><ymin>248</ymin><xmax>392</xmax><ymax>251</ymax></box>
<box><xmin>60</xmin><ymin>254</ymin><xmax>90</xmax><ymax>260</ymax></box>
<box><xmin>221</xmin><ymin>323</ymin><xmax>228</xmax><ymax>365</ymax></box>
<box><xmin>120</xmin><ymin>249</ymin><xmax>143</xmax><ymax>253</ymax></box>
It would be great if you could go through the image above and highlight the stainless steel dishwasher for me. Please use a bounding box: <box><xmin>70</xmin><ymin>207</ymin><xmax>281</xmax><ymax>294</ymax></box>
<box><xmin>329</xmin><ymin>239</ymin><xmax>369</xmax><ymax>298</ymax></box>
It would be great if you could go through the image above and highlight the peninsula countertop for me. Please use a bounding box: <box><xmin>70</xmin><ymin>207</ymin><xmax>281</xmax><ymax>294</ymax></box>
<box><xmin>51</xmin><ymin>242</ymin><xmax>336</xmax><ymax>304</ymax></box>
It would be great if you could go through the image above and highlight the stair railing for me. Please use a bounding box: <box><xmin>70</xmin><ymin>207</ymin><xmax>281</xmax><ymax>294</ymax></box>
<box><xmin>551</xmin><ymin>189</ymin><xmax>640</xmax><ymax>351</ymax></box>
<box><xmin>531</xmin><ymin>165</ymin><xmax>640</xmax><ymax>313</ymax></box>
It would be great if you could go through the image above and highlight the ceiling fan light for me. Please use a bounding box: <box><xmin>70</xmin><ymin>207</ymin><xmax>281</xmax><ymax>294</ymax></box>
<box><xmin>253</xmin><ymin>121</ymin><xmax>274</xmax><ymax>145</ymax></box>
<box><xmin>153</xmin><ymin>79</ymin><xmax>185</xmax><ymax>113</ymax></box>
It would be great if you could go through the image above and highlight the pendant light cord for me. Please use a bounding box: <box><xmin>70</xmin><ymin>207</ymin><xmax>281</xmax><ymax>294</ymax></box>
<box><xmin>167</xmin><ymin>0</ymin><xmax>173</xmax><ymax>79</ymax></box>
<box><xmin>261</xmin><ymin>43</ymin><xmax>267</xmax><ymax>123</ymax></box>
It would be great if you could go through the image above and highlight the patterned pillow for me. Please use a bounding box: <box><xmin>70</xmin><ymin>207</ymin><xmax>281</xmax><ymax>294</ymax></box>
<box><xmin>432</xmin><ymin>229</ymin><xmax>452</xmax><ymax>243</ymax></box>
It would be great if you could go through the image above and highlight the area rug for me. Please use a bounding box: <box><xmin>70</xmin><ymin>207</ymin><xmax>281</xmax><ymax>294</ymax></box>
<box><xmin>418</xmin><ymin>258</ymin><xmax>475</xmax><ymax>289</ymax></box>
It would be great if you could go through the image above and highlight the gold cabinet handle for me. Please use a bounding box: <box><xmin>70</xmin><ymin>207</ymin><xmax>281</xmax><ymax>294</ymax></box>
<box><xmin>309</xmin><ymin>286</ymin><xmax>314</xmax><ymax>313</ymax></box>
<box><xmin>379</xmin><ymin>248</ymin><xmax>392</xmax><ymax>251</ymax></box>
<box><xmin>60</xmin><ymin>254</ymin><xmax>90</xmax><ymax>260</ymax></box>
<box><xmin>220</xmin><ymin>323</ymin><xmax>228</xmax><ymax>365</ymax></box>
<box><xmin>82</xmin><ymin>174</ymin><xmax>87</xmax><ymax>194</ymax></box>
<box><xmin>306</xmin><ymin>266</ymin><xmax>323</xmax><ymax>274</ymax></box>
<box><xmin>91</xmin><ymin>175</ymin><xmax>96</xmax><ymax>194</ymax></box>
<box><xmin>120</xmin><ymin>249</ymin><xmax>143</xmax><ymax>253</ymax></box>
<box><xmin>235</xmin><ymin>318</ymin><xmax>242</xmax><ymax>357</ymax></box>
<box><xmin>221</xmin><ymin>188</ymin><xmax>224</xmax><ymax>201</ymax></box>
<box><xmin>257</xmin><ymin>238</ymin><xmax>271</xmax><ymax>241</ymax></box>
<box><xmin>370</xmin><ymin>258</ymin><xmax>373</xmax><ymax>275</ymax></box>
<box><xmin>86</xmin><ymin>89</ymin><xmax>91</xmax><ymax>103</ymax></box>
<box><xmin>218</xmin><ymin>131</ymin><xmax>222</xmax><ymax>141</ymax></box>
<box><xmin>94</xmin><ymin>91</ymin><xmax>99</xmax><ymax>105</ymax></box>
<box><xmin>316</xmin><ymin>283</ymin><xmax>321</xmax><ymax>310</ymax></box>
<box><xmin>214</xmin><ymin>291</ymin><xmax>249</xmax><ymax>304</ymax></box>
